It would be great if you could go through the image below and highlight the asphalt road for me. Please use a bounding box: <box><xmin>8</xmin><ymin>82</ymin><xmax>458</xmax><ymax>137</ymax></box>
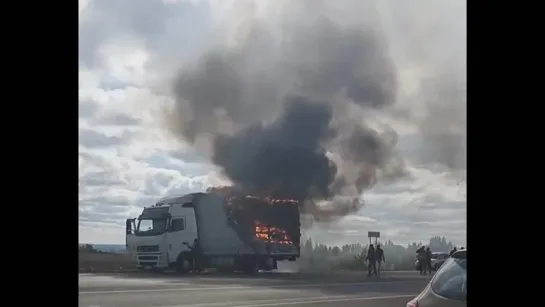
<box><xmin>79</xmin><ymin>271</ymin><xmax>431</xmax><ymax>307</ymax></box>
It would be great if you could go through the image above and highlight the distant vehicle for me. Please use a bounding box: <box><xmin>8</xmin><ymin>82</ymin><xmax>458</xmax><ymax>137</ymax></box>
<box><xmin>431</xmin><ymin>252</ymin><xmax>450</xmax><ymax>271</ymax></box>
<box><xmin>415</xmin><ymin>252</ymin><xmax>451</xmax><ymax>272</ymax></box>
<box><xmin>125</xmin><ymin>189</ymin><xmax>301</xmax><ymax>273</ymax></box>
<box><xmin>407</xmin><ymin>249</ymin><xmax>467</xmax><ymax>307</ymax></box>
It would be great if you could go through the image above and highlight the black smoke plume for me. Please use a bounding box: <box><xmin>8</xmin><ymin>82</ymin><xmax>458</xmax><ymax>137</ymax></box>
<box><xmin>214</xmin><ymin>96</ymin><xmax>335</xmax><ymax>200</ymax></box>
<box><xmin>167</xmin><ymin>15</ymin><xmax>406</xmax><ymax>222</ymax></box>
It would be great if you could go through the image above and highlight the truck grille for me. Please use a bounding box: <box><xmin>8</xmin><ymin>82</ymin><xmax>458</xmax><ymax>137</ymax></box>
<box><xmin>137</xmin><ymin>245</ymin><xmax>159</xmax><ymax>252</ymax></box>
<box><xmin>138</xmin><ymin>255</ymin><xmax>158</xmax><ymax>260</ymax></box>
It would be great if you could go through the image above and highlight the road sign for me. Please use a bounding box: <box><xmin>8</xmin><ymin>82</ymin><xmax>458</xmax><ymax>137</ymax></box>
<box><xmin>368</xmin><ymin>231</ymin><xmax>380</xmax><ymax>238</ymax></box>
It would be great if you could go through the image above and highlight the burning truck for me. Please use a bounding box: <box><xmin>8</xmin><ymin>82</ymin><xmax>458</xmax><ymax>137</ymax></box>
<box><xmin>125</xmin><ymin>187</ymin><xmax>301</xmax><ymax>273</ymax></box>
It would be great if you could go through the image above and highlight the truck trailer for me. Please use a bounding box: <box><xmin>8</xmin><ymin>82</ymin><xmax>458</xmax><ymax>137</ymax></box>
<box><xmin>125</xmin><ymin>190</ymin><xmax>301</xmax><ymax>273</ymax></box>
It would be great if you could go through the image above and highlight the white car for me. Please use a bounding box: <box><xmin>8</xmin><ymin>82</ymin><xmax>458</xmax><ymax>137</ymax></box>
<box><xmin>407</xmin><ymin>249</ymin><xmax>467</xmax><ymax>307</ymax></box>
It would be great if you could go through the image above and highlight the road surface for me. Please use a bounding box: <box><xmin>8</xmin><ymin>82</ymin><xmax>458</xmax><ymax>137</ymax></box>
<box><xmin>79</xmin><ymin>271</ymin><xmax>430</xmax><ymax>307</ymax></box>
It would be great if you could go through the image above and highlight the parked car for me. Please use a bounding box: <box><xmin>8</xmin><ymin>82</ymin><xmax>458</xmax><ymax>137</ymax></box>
<box><xmin>407</xmin><ymin>249</ymin><xmax>467</xmax><ymax>307</ymax></box>
<box><xmin>431</xmin><ymin>252</ymin><xmax>450</xmax><ymax>271</ymax></box>
<box><xmin>415</xmin><ymin>252</ymin><xmax>450</xmax><ymax>272</ymax></box>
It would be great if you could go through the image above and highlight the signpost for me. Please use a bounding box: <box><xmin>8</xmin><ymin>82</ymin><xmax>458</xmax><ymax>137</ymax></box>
<box><xmin>368</xmin><ymin>231</ymin><xmax>380</xmax><ymax>245</ymax></box>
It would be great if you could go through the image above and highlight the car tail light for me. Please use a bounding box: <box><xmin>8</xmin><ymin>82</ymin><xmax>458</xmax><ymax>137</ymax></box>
<box><xmin>407</xmin><ymin>298</ymin><xmax>418</xmax><ymax>307</ymax></box>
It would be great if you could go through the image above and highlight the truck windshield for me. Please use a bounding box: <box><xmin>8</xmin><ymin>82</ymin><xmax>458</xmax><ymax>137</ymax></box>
<box><xmin>136</xmin><ymin>218</ymin><xmax>167</xmax><ymax>236</ymax></box>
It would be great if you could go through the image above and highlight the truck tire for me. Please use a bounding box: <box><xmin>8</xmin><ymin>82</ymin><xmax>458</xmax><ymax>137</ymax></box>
<box><xmin>175</xmin><ymin>253</ymin><xmax>191</xmax><ymax>274</ymax></box>
<box><xmin>242</xmin><ymin>260</ymin><xmax>258</xmax><ymax>274</ymax></box>
<box><xmin>243</xmin><ymin>264</ymin><xmax>258</xmax><ymax>274</ymax></box>
<box><xmin>261</xmin><ymin>257</ymin><xmax>276</xmax><ymax>271</ymax></box>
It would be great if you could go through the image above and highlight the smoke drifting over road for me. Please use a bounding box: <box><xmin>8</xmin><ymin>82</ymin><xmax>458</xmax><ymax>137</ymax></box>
<box><xmin>165</xmin><ymin>0</ymin><xmax>466</xmax><ymax>221</ymax></box>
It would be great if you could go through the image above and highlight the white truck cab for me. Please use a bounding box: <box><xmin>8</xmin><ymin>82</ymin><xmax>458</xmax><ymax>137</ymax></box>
<box><xmin>126</xmin><ymin>194</ymin><xmax>197</xmax><ymax>270</ymax></box>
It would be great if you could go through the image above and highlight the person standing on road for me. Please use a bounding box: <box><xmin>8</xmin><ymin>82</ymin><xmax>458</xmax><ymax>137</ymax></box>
<box><xmin>417</xmin><ymin>246</ymin><xmax>427</xmax><ymax>275</ymax></box>
<box><xmin>425</xmin><ymin>247</ymin><xmax>433</xmax><ymax>274</ymax></box>
<box><xmin>375</xmin><ymin>244</ymin><xmax>386</xmax><ymax>276</ymax></box>
<box><xmin>366</xmin><ymin>244</ymin><xmax>377</xmax><ymax>276</ymax></box>
<box><xmin>450</xmin><ymin>246</ymin><xmax>457</xmax><ymax>256</ymax></box>
<box><xmin>185</xmin><ymin>238</ymin><xmax>203</xmax><ymax>272</ymax></box>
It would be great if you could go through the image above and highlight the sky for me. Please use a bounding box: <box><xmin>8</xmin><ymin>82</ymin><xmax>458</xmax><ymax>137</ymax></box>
<box><xmin>79</xmin><ymin>0</ymin><xmax>466</xmax><ymax>246</ymax></box>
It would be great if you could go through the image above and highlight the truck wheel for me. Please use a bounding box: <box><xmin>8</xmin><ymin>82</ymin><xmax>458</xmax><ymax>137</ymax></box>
<box><xmin>175</xmin><ymin>254</ymin><xmax>191</xmax><ymax>274</ymax></box>
<box><xmin>261</xmin><ymin>257</ymin><xmax>276</xmax><ymax>271</ymax></box>
<box><xmin>243</xmin><ymin>261</ymin><xmax>258</xmax><ymax>274</ymax></box>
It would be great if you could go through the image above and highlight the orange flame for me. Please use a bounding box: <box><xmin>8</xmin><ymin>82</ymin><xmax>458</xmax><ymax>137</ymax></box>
<box><xmin>254</xmin><ymin>220</ymin><xmax>293</xmax><ymax>244</ymax></box>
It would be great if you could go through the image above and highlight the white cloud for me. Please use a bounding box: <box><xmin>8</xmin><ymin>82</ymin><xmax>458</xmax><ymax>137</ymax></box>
<box><xmin>97</xmin><ymin>38</ymin><xmax>151</xmax><ymax>86</ymax></box>
<box><xmin>79</xmin><ymin>0</ymin><xmax>466</xmax><ymax>246</ymax></box>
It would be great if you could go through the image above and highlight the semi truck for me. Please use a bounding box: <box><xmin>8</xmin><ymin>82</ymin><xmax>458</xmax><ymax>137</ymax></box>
<box><xmin>125</xmin><ymin>189</ymin><xmax>301</xmax><ymax>273</ymax></box>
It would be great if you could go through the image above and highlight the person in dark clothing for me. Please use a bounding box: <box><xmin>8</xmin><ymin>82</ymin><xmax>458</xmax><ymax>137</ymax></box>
<box><xmin>450</xmin><ymin>247</ymin><xmax>457</xmax><ymax>256</ymax></box>
<box><xmin>425</xmin><ymin>247</ymin><xmax>432</xmax><ymax>274</ymax></box>
<box><xmin>185</xmin><ymin>238</ymin><xmax>203</xmax><ymax>272</ymax></box>
<box><xmin>416</xmin><ymin>246</ymin><xmax>427</xmax><ymax>275</ymax></box>
<box><xmin>365</xmin><ymin>244</ymin><xmax>377</xmax><ymax>276</ymax></box>
<box><xmin>375</xmin><ymin>244</ymin><xmax>386</xmax><ymax>276</ymax></box>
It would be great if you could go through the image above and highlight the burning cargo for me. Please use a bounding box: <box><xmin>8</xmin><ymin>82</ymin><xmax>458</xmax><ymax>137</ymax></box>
<box><xmin>125</xmin><ymin>187</ymin><xmax>301</xmax><ymax>273</ymax></box>
<box><xmin>219</xmin><ymin>187</ymin><xmax>301</xmax><ymax>250</ymax></box>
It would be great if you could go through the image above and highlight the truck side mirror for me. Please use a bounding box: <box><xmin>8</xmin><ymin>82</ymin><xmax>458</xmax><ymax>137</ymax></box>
<box><xmin>126</xmin><ymin>218</ymin><xmax>134</xmax><ymax>235</ymax></box>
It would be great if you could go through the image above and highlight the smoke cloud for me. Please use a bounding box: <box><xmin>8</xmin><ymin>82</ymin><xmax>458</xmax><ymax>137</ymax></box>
<box><xmin>165</xmin><ymin>0</ymin><xmax>465</xmax><ymax>222</ymax></box>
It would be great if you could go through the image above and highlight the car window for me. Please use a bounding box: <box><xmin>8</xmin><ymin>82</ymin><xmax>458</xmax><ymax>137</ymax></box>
<box><xmin>431</xmin><ymin>257</ymin><xmax>467</xmax><ymax>301</ymax></box>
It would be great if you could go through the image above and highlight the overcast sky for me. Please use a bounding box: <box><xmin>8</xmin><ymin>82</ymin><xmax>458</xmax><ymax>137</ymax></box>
<box><xmin>79</xmin><ymin>0</ymin><xmax>466</xmax><ymax>246</ymax></box>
